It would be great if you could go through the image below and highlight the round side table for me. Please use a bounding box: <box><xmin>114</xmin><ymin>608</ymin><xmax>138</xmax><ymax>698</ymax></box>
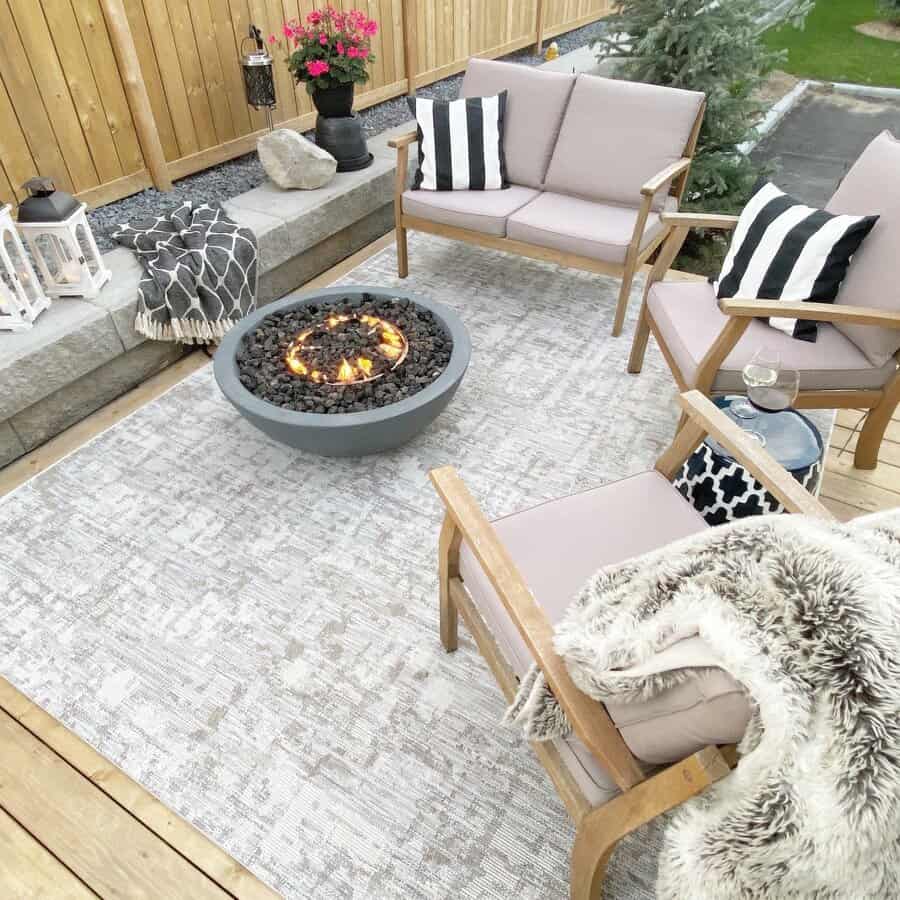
<box><xmin>674</xmin><ymin>396</ymin><xmax>824</xmax><ymax>525</ymax></box>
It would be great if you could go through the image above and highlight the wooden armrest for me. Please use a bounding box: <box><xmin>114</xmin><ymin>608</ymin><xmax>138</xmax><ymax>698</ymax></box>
<box><xmin>429</xmin><ymin>466</ymin><xmax>645</xmax><ymax>790</ymax></box>
<box><xmin>659</xmin><ymin>212</ymin><xmax>739</xmax><ymax>230</ymax></box>
<box><xmin>675</xmin><ymin>391</ymin><xmax>834</xmax><ymax>519</ymax></box>
<box><xmin>641</xmin><ymin>157</ymin><xmax>691</xmax><ymax>196</ymax></box>
<box><xmin>387</xmin><ymin>130</ymin><xmax>417</xmax><ymax>149</ymax></box>
<box><xmin>720</xmin><ymin>298</ymin><xmax>900</xmax><ymax>329</ymax></box>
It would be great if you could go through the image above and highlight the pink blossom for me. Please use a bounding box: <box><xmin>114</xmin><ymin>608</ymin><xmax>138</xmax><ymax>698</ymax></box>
<box><xmin>307</xmin><ymin>10</ymin><xmax>322</xmax><ymax>25</ymax></box>
<box><xmin>306</xmin><ymin>59</ymin><xmax>330</xmax><ymax>77</ymax></box>
<box><xmin>336</xmin><ymin>40</ymin><xmax>345</xmax><ymax>55</ymax></box>
<box><xmin>359</xmin><ymin>46</ymin><xmax>369</xmax><ymax>58</ymax></box>
<box><xmin>363</xmin><ymin>20</ymin><xmax>377</xmax><ymax>36</ymax></box>
<box><xmin>282</xmin><ymin>24</ymin><xmax>294</xmax><ymax>39</ymax></box>
<box><xmin>319</xmin><ymin>32</ymin><xmax>328</xmax><ymax>45</ymax></box>
<box><xmin>267</xmin><ymin>34</ymin><xmax>276</xmax><ymax>44</ymax></box>
<box><xmin>346</xmin><ymin>45</ymin><xmax>359</xmax><ymax>58</ymax></box>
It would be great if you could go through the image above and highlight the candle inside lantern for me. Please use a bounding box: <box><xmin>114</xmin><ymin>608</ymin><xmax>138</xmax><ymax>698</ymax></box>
<box><xmin>0</xmin><ymin>280</ymin><xmax>13</xmax><ymax>311</ymax></box>
<box><xmin>61</xmin><ymin>260</ymin><xmax>81</xmax><ymax>284</ymax></box>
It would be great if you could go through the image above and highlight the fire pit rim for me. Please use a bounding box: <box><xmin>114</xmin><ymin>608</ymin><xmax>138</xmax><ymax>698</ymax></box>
<box><xmin>214</xmin><ymin>285</ymin><xmax>471</xmax><ymax>430</ymax></box>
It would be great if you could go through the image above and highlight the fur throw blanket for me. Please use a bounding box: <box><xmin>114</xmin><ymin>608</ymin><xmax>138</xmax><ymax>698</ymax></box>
<box><xmin>508</xmin><ymin>510</ymin><xmax>900</xmax><ymax>899</ymax></box>
<box><xmin>112</xmin><ymin>202</ymin><xmax>257</xmax><ymax>344</ymax></box>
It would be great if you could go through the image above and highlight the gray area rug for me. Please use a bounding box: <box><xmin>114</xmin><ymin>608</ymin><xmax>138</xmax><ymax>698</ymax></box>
<box><xmin>0</xmin><ymin>233</ymin><xmax>833</xmax><ymax>899</ymax></box>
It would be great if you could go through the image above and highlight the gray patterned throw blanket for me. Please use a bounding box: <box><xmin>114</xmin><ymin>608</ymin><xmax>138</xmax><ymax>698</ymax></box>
<box><xmin>112</xmin><ymin>202</ymin><xmax>257</xmax><ymax>344</ymax></box>
<box><xmin>509</xmin><ymin>510</ymin><xmax>900</xmax><ymax>899</ymax></box>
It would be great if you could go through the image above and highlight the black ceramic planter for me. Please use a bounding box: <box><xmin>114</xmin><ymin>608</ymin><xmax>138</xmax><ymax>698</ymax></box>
<box><xmin>311</xmin><ymin>83</ymin><xmax>354</xmax><ymax>117</ymax></box>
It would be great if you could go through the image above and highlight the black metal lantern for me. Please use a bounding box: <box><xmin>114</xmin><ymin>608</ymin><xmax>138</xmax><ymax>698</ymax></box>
<box><xmin>242</xmin><ymin>25</ymin><xmax>276</xmax><ymax>130</ymax></box>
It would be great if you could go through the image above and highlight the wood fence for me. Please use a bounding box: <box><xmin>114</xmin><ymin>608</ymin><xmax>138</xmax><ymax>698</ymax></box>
<box><xmin>0</xmin><ymin>0</ymin><xmax>612</xmax><ymax>212</ymax></box>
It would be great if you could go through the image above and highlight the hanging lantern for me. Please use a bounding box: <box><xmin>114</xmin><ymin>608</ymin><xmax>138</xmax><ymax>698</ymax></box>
<box><xmin>16</xmin><ymin>177</ymin><xmax>111</xmax><ymax>300</ymax></box>
<box><xmin>241</xmin><ymin>25</ymin><xmax>276</xmax><ymax>130</ymax></box>
<box><xmin>0</xmin><ymin>202</ymin><xmax>51</xmax><ymax>332</ymax></box>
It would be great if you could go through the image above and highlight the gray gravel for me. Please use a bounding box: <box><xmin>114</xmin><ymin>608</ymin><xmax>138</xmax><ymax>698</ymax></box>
<box><xmin>89</xmin><ymin>19</ymin><xmax>608</xmax><ymax>251</ymax></box>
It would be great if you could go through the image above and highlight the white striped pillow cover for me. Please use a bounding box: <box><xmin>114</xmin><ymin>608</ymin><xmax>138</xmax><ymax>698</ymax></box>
<box><xmin>715</xmin><ymin>182</ymin><xmax>878</xmax><ymax>342</ymax></box>
<box><xmin>408</xmin><ymin>93</ymin><xmax>508</xmax><ymax>191</ymax></box>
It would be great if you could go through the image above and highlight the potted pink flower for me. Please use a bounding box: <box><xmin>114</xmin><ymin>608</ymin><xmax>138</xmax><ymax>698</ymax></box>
<box><xmin>271</xmin><ymin>7</ymin><xmax>378</xmax><ymax>118</ymax></box>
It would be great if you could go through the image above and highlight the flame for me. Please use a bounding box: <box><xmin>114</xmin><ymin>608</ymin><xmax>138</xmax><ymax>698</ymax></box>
<box><xmin>337</xmin><ymin>358</ymin><xmax>356</xmax><ymax>382</ymax></box>
<box><xmin>283</xmin><ymin>311</ymin><xmax>408</xmax><ymax>385</ymax></box>
<box><xmin>378</xmin><ymin>343</ymin><xmax>402</xmax><ymax>359</ymax></box>
<box><xmin>286</xmin><ymin>354</ymin><xmax>308</xmax><ymax>376</ymax></box>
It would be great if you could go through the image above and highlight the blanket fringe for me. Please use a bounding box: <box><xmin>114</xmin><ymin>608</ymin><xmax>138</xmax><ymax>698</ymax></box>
<box><xmin>134</xmin><ymin>313</ymin><xmax>240</xmax><ymax>345</ymax></box>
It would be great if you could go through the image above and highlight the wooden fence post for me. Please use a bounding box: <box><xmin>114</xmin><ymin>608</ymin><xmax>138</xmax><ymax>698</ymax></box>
<box><xmin>534</xmin><ymin>0</ymin><xmax>546</xmax><ymax>56</ymax></box>
<box><xmin>401</xmin><ymin>0</ymin><xmax>417</xmax><ymax>96</ymax></box>
<box><xmin>99</xmin><ymin>0</ymin><xmax>172</xmax><ymax>192</ymax></box>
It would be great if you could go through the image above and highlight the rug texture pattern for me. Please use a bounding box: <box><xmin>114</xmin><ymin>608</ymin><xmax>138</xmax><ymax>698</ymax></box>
<box><xmin>0</xmin><ymin>234</ymin><xmax>832</xmax><ymax>899</ymax></box>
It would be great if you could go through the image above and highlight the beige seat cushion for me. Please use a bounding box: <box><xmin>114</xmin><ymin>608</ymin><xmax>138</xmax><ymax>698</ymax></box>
<box><xmin>544</xmin><ymin>75</ymin><xmax>704</xmax><ymax>210</ymax></box>
<box><xmin>458</xmin><ymin>472</ymin><xmax>750</xmax><ymax>807</ymax></box>
<box><xmin>461</xmin><ymin>58</ymin><xmax>576</xmax><ymax>189</ymax></box>
<box><xmin>826</xmin><ymin>131</ymin><xmax>900</xmax><ymax>367</ymax></box>
<box><xmin>648</xmin><ymin>279</ymin><xmax>898</xmax><ymax>392</ymax></box>
<box><xmin>402</xmin><ymin>185</ymin><xmax>539</xmax><ymax>237</ymax></box>
<box><xmin>506</xmin><ymin>192</ymin><xmax>672</xmax><ymax>265</ymax></box>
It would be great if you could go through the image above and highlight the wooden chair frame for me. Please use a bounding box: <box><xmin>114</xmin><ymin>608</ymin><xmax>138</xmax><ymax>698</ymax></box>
<box><xmin>389</xmin><ymin>101</ymin><xmax>706</xmax><ymax>338</ymax></box>
<box><xmin>627</xmin><ymin>212</ymin><xmax>900</xmax><ymax>469</ymax></box>
<box><xmin>430</xmin><ymin>391</ymin><xmax>832</xmax><ymax>899</ymax></box>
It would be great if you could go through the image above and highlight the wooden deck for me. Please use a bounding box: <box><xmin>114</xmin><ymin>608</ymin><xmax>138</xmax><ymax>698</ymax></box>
<box><xmin>0</xmin><ymin>234</ymin><xmax>897</xmax><ymax>895</ymax></box>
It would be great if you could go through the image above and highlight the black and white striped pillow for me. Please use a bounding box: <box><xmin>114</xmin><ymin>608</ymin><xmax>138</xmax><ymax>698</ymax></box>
<box><xmin>715</xmin><ymin>183</ymin><xmax>878</xmax><ymax>341</ymax></box>
<box><xmin>408</xmin><ymin>93</ymin><xmax>508</xmax><ymax>191</ymax></box>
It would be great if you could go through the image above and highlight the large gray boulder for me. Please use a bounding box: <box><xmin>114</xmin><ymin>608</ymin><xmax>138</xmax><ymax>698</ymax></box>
<box><xmin>257</xmin><ymin>129</ymin><xmax>337</xmax><ymax>190</ymax></box>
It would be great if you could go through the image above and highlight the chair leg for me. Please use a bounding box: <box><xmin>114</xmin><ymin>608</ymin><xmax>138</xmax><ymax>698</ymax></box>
<box><xmin>569</xmin><ymin>747</ymin><xmax>733</xmax><ymax>900</ymax></box>
<box><xmin>396</xmin><ymin>224</ymin><xmax>409</xmax><ymax>279</ymax></box>
<box><xmin>627</xmin><ymin>225</ymin><xmax>688</xmax><ymax>373</ymax></box>
<box><xmin>855</xmin><ymin>373</ymin><xmax>900</xmax><ymax>469</ymax></box>
<box><xmin>611</xmin><ymin>255</ymin><xmax>638</xmax><ymax>338</ymax></box>
<box><xmin>627</xmin><ymin>288</ymin><xmax>652</xmax><ymax>374</ymax></box>
<box><xmin>438</xmin><ymin>514</ymin><xmax>461</xmax><ymax>652</ymax></box>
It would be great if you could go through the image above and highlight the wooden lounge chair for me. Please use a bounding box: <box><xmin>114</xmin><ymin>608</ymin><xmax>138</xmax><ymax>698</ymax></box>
<box><xmin>430</xmin><ymin>390</ymin><xmax>832</xmax><ymax>899</ymax></box>
<box><xmin>628</xmin><ymin>131</ymin><xmax>900</xmax><ymax>469</ymax></box>
<box><xmin>390</xmin><ymin>59</ymin><xmax>706</xmax><ymax>337</ymax></box>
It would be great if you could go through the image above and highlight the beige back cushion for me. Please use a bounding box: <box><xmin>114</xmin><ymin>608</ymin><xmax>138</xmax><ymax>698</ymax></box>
<box><xmin>544</xmin><ymin>75</ymin><xmax>704</xmax><ymax>210</ymax></box>
<box><xmin>461</xmin><ymin>58</ymin><xmax>575</xmax><ymax>190</ymax></box>
<box><xmin>827</xmin><ymin>131</ymin><xmax>900</xmax><ymax>367</ymax></box>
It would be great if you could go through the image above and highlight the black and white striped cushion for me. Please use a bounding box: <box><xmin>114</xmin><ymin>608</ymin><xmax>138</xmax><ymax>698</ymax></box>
<box><xmin>715</xmin><ymin>183</ymin><xmax>878</xmax><ymax>342</ymax></box>
<box><xmin>408</xmin><ymin>93</ymin><xmax>508</xmax><ymax>191</ymax></box>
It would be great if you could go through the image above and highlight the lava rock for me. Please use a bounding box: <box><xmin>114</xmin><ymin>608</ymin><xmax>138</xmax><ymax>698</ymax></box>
<box><xmin>237</xmin><ymin>294</ymin><xmax>452</xmax><ymax>414</ymax></box>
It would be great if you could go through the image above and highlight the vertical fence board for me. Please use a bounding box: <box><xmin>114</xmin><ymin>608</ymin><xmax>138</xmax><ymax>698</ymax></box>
<box><xmin>123</xmin><ymin>0</ymin><xmax>180</xmax><ymax>161</ymax></box>
<box><xmin>72</xmin><ymin>0</ymin><xmax>145</xmax><ymax>175</ymax></box>
<box><xmin>0</xmin><ymin>0</ymin><xmax>74</xmax><ymax>193</ymax></box>
<box><xmin>211</xmin><ymin>0</ymin><xmax>255</xmax><ymax>136</ymax></box>
<box><xmin>42</xmin><ymin>0</ymin><xmax>124</xmax><ymax>185</ymax></box>
<box><xmin>227</xmin><ymin>0</ymin><xmax>268</xmax><ymax>131</ymax></box>
<box><xmin>0</xmin><ymin>72</ymin><xmax>39</xmax><ymax>205</ymax></box>
<box><xmin>166</xmin><ymin>0</ymin><xmax>219</xmax><ymax>149</ymax></box>
<box><xmin>143</xmin><ymin>1</ymin><xmax>200</xmax><ymax>156</ymax></box>
<box><xmin>189</xmin><ymin>0</ymin><xmax>238</xmax><ymax>144</ymax></box>
<box><xmin>8</xmin><ymin>0</ymin><xmax>98</xmax><ymax>191</ymax></box>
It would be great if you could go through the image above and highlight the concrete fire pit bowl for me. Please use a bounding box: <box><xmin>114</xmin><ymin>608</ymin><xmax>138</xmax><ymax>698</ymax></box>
<box><xmin>214</xmin><ymin>285</ymin><xmax>471</xmax><ymax>457</ymax></box>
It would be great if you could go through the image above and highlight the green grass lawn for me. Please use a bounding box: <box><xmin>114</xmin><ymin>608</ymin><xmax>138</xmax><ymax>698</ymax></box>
<box><xmin>763</xmin><ymin>0</ymin><xmax>900</xmax><ymax>88</ymax></box>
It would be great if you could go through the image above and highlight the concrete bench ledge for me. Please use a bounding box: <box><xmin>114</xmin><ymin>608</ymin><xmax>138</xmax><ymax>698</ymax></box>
<box><xmin>0</xmin><ymin>123</ymin><xmax>417</xmax><ymax>468</ymax></box>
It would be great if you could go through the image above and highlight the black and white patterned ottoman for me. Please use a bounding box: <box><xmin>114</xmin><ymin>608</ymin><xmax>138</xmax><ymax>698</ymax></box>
<box><xmin>674</xmin><ymin>397</ymin><xmax>824</xmax><ymax>526</ymax></box>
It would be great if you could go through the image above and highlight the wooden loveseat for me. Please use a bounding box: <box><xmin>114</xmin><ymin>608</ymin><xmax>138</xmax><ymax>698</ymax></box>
<box><xmin>389</xmin><ymin>58</ymin><xmax>706</xmax><ymax>336</ymax></box>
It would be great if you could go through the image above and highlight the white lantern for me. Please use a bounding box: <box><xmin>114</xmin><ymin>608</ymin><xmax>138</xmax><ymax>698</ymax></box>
<box><xmin>0</xmin><ymin>203</ymin><xmax>50</xmax><ymax>331</ymax></box>
<box><xmin>16</xmin><ymin>178</ymin><xmax>110</xmax><ymax>300</ymax></box>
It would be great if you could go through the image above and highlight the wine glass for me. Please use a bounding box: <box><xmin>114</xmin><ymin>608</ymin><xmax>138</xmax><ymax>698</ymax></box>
<box><xmin>749</xmin><ymin>368</ymin><xmax>800</xmax><ymax>412</ymax></box>
<box><xmin>731</xmin><ymin>349</ymin><xmax>780</xmax><ymax>420</ymax></box>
